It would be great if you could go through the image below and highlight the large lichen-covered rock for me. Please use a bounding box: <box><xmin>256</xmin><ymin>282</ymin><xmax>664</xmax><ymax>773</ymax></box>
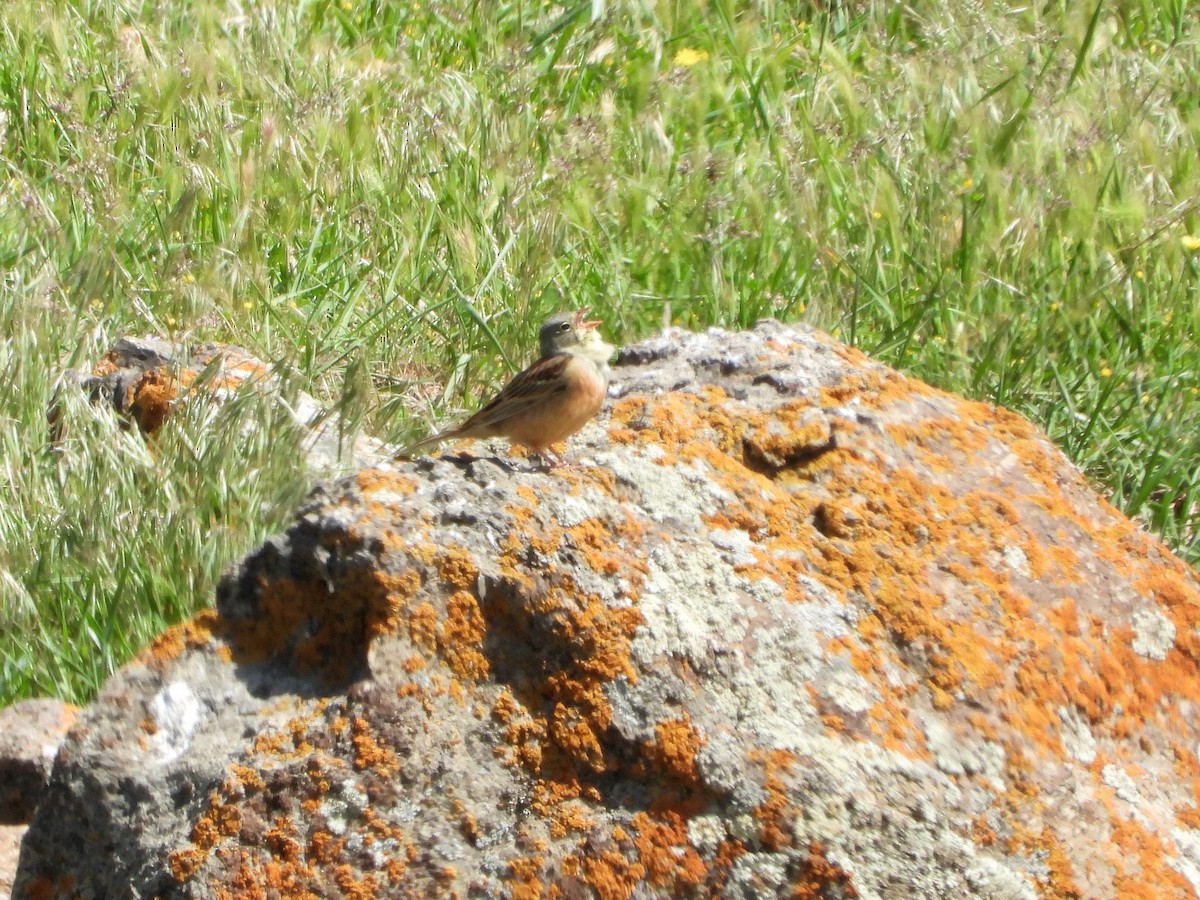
<box><xmin>16</xmin><ymin>322</ymin><xmax>1200</xmax><ymax>898</ymax></box>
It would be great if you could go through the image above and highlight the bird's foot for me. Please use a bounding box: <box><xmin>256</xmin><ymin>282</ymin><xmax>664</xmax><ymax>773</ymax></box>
<box><xmin>530</xmin><ymin>448</ymin><xmax>572</xmax><ymax>469</ymax></box>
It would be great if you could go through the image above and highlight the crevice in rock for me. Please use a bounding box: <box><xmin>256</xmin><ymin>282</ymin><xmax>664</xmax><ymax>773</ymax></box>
<box><xmin>741</xmin><ymin>433</ymin><xmax>837</xmax><ymax>478</ymax></box>
<box><xmin>476</xmin><ymin>574</ymin><xmax>725</xmax><ymax>816</ymax></box>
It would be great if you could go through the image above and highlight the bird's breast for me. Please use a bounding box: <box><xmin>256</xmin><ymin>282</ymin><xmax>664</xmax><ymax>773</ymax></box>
<box><xmin>564</xmin><ymin>357</ymin><xmax>607</xmax><ymax>417</ymax></box>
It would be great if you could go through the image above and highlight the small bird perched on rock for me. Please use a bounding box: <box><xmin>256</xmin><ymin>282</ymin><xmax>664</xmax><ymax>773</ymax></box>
<box><xmin>398</xmin><ymin>309</ymin><xmax>614</xmax><ymax>466</ymax></box>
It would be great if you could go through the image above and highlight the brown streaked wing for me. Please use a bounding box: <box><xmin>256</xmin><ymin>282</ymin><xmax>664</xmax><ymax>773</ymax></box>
<box><xmin>454</xmin><ymin>354</ymin><xmax>572</xmax><ymax>435</ymax></box>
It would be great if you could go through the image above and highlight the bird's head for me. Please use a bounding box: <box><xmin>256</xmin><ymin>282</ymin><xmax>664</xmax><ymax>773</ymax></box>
<box><xmin>539</xmin><ymin>309</ymin><xmax>613</xmax><ymax>364</ymax></box>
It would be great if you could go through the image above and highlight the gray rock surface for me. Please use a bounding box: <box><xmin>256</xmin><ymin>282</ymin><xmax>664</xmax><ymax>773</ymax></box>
<box><xmin>16</xmin><ymin>321</ymin><xmax>1200</xmax><ymax>898</ymax></box>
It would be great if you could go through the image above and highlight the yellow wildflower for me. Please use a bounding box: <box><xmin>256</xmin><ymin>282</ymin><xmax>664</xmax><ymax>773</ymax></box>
<box><xmin>673</xmin><ymin>48</ymin><xmax>709</xmax><ymax>67</ymax></box>
<box><xmin>1100</xmin><ymin>367</ymin><xmax>1112</xmax><ymax>378</ymax></box>
<box><xmin>1181</xmin><ymin>235</ymin><xmax>1200</xmax><ymax>252</ymax></box>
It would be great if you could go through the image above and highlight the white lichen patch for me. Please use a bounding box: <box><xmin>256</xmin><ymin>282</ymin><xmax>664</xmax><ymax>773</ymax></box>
<box><xmin>1057</xmin><ymin>706</ymin><xmax>1097</xmax><ymax>765</ymax></box>
<box><xmin>815</xmin><ymin>665</ymin><xmax>875</xmax><ymax>714</ymax></box>
<box><xmin>633</xmin><ymin>543</ymin><xmax>750</xmax><ymax>660</ymax></box>
<box><xmin>709</xmin><ymin>528</ymin><xmax>757</xmax><ymax>566</ymax></box>
<box><xmin>923</xmin><ymin>716</ymin><xmax>1006</xmax><ymax>788</ymax></box>
<box><xmin>727</xmin><ymin>852</ymin><xmax>790</xmax><ymax>898</ymax></box>
<box><xmin>1168</xmin><ymin>828</ymin><xmax>1200</xmax><ymax>895</ymax></box>
<box><xmin>1131</xmin><ymin>608</ymin><xmax>1176</xmax><ymax>660</ymax></box>
<box><xmin>725</xmin><ymin>620</ymin><xmax>827</xmax><ymax>749</ymax></box>
<box><xmin>963</xmin><ymin>856</ymin><xmax>1038</xmax><ymax>900</ymax></box>
<box><xmin>549</xmin><ymin>489</ymin><xmax>604</xmax><ymax>528</ymax></box>
<box><xmin>1001</xmin><ymin>545</ymin><xmax>1030</xmax><ymax>578</ymax></box>
<box><xmin>149</xmin><ymin>681</ymin><xmax>204</xmax><ymax>765</ymax></box>
<box><xmin>1102</xmin><ymin>763</ymin><xmax>1143</xmax><ymax>806</ymax></box>
<box><xmin>600</xmin><ymin>450</ymin><xmax>710</xmax><ymax>529</ymax></box>
<box><xmin>686</xmin><ymin>814</ymin><xmax>726</xmax><ymax>854</ymax></box>
<box><xmin>321</xmin><ymin>779</ymin><xmax>370</xmax><ymax>836</ymax></box>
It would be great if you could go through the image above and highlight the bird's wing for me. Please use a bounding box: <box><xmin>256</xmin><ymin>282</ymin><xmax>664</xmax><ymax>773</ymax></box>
<box><xmin>395</xmin><ymin>354</ymin><xmax>575</xmax><ymax>458</ymax></box>
<box><xmin>453</xmin><ymin>353</ymin><xmax>573</xmax><ymax>435</ymax></box>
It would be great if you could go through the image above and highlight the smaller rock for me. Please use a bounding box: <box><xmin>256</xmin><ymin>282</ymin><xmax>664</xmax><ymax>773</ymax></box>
<box><xmin>0</xmin><ymin>699</ymin><xmax>78</xmax><ymax>825</ymax></box>
<box><xmin>50</xmin><ymin>336</ymin><xmax>390</xmax><ymax>474</ymax></box>
<box><xmin>0</xmin><ymin>824</ymin><xmax>24</xmax><ymax>900</ymax></box>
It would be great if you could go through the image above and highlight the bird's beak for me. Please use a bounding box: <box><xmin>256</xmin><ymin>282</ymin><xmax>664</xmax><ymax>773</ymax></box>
<box><xmin>575</xmin><ymin>308</ymin><xmax>602</xmax><ymax>330</ymax></box>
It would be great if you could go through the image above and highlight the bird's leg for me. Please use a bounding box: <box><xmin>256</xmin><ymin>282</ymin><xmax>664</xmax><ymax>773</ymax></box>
<box><xmin>532</xmin><ymin>446</ymin><xmax>567</xmax><ymax>469</ymax></box>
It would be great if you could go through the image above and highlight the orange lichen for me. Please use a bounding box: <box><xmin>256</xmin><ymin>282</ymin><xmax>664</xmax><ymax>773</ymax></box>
<box><xmin>641</xmin><ymin>716</ymin><xmax>704</xmax><ymax>791</ymax></box>
<box><xmin>489</xmin><ymin>572</ymin><xmax>643</xmax><ymax>782</ymax></box>
<box><xmin>567</xmin><ymin>517</ymin><xmax>636</xmax><ymax>576</ymax></box>
<box><xmin>630</xmin><ymin>811</ymin><xmax>707</xmax><ymax>889</ymax></box>
<box><xmin>438</xmin><ymin>590</ymin><xmax>490</xmax><ymax>680</ymax></box>
<box><xmin>264</xmin><ymin>816</ymin><xmax>303</xmax><ymax>864</ymax></box>
<box><xmin>333</xmin><ymin>865</ymin><xmax>379</xmax><ymax>899</ymax></box>
<box><xmin>503</xmin><ymin>499</ymin><xmax>564</xmax><ymax>560</ymax></box>
<box><xmin>1108</xmin><ymin>815</ymin><xmax>1196</xmax><ymax>898</ymax></box>
<box><xmin>608</xmin><ymin>388</ymin><xmax>742</xmax><ymax>463</ymax></box>
<box><xmin>754</xmin><ymin>751</ymin><xmax>798</xmax><ymax>851</ymax></box>
<box><xmin>1176</xmin><ymin>807</ymin><xmax>1200</xmax><ymax>836</ymax></box>
<box><xmin>538</xmin><ymin>788</ymin><xmax>598</xmax><ymax>838</ymax></box>
<box><xmin>171</xmin><ymin>769</ymin><xmax>253</xmax><ymax>883</ymax></box>
<box><xmin>566</xmin><ymin>848</ymin><xmax>645</xmax><ymax>900</ymax></box>
<box><xmin>555</xmin><ymin>812</ymin><xmax>710</xmax><ymax>897</ymax></box>
<box><xmin>139</xmin><ymin>608</ymin><xmax>227</xmax><ymax>667</ymax></box>
<box><xmin>508</xmin><ymin>855</ymin><xmax>545</xmax><ymax>900</ymax></box>
<box><xmin>129</xmin><ymin>367</ymin><xmax>179</xmax><ymax>434</ymax></box>
<box><xmin>355</xmin><ymin>468</ymin><xmax>417</xmax><ymax>496</ymax></box>
<box><xmin>972</xmin><ymin>814</ymin><xmax>998</xmax><ymax>847</ymax></box>
<box><xmin>407</xmin><ymin>601</ymin><xmax>439</xmax><ymax>651</ymax></box>
<box><xmin>792</xmin><ymin>842</ymin><xmax>858</xmax><ymax>899</ymax></box>
<box><xmin>999</xmin><ymin>782</ymin><xmax>1083</xmax><ymax>899</ymax></box>
<box><xmin>350</xmin><ymin>718</ymin><xmax>400</xmax><ymax>776</ymax></box>
<box><xmin>435</xmin><ymin>545</ymin><xmax>481</xmax><ymax>591</ymax></box>
<box><xmin>172</xmin><ymin>705</ymin><xmax>426</xmax><ymax>891</ymax></box>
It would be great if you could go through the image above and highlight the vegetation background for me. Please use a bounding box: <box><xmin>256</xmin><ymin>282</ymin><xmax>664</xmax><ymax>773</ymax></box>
<box><xmin>0</xmin><ymin>0</ymin><xmax>1197</xmax><ymax>706</ymax></box>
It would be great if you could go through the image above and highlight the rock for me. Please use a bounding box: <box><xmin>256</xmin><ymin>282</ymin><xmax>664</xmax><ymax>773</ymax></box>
<box><xmin>0</xmin><ymin>699</ymin><xmax>77</xmax><ymax>825</ymax></box>
<box><xmin>0</xmin><ymin>825</ymin><xmax>22</xmax><ymax>900</ymax></box>
<box><xmin>16</xmin><ymin>321</ymin><xmax>1200</xmax><ymax>898</ymax></box>
<box><xmin>0</xmin><ymin>699</ymin><xmax>76</xmax><ymax>900</ymax></box>
<box><xmin>50</xmin><ymin>336</ymin><xmax>389</xmax><ymax>474</ymax></box>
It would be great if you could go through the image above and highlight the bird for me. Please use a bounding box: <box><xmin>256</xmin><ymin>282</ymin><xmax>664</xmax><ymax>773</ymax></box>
<box><xmin>397</xmin><ymin>309</ymin><xmax>614</xmax><ymax>466</ymax></box>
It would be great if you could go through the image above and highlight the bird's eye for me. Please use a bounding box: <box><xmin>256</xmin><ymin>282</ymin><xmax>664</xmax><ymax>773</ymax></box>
<box><xmin>558</xmin><ymin>322</ymin><xmax>571</xmax><ymax>332</ymax></box>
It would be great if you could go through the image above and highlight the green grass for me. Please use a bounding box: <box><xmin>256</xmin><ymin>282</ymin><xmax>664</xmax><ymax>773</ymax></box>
<box><xmin>1</xmin><ymin>0</ymin><xmax>1197</xmax><ymax>706</ymax></box>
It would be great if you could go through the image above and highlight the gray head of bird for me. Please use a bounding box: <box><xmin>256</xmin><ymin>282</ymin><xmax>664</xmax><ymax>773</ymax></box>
<box><xmin>538</xmin><ymin>309</ymin><xmax>614</xmax><ymax>364</ymax></box>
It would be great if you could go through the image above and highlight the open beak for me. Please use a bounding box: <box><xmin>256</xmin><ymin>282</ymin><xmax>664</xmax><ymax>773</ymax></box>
<box><xmin>574</xmin><ymin>308</ymin><xmax>602</xmax><ymax>330</ymax></box>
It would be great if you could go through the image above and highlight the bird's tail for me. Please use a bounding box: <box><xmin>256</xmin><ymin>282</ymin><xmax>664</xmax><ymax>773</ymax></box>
<box><xmin>395</xmin><ymin>429</ymin><xmax>456</xmax><ymax>459</ymax></box>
